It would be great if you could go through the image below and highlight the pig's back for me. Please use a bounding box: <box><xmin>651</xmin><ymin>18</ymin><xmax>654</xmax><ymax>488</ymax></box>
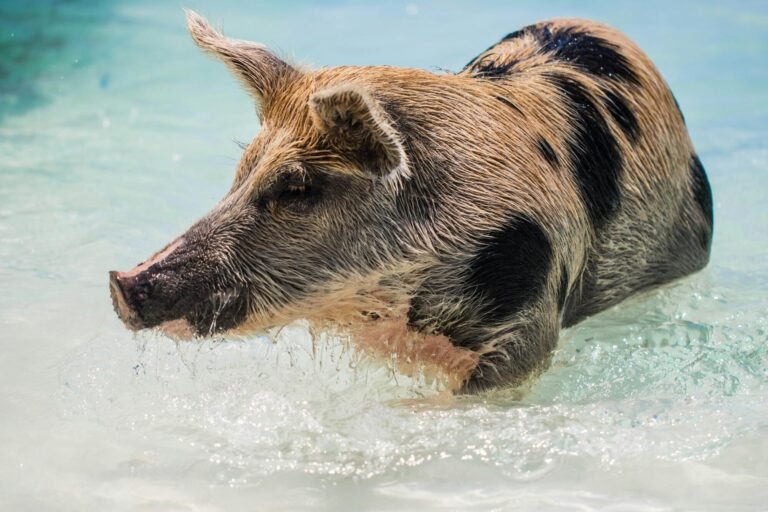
<box><xmin>460</xmin><ymin>18</ymin><xmax>713</xmax><ymax>325</ymax></box>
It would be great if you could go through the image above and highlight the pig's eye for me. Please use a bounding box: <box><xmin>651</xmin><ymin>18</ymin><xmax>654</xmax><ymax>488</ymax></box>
<box><xmin>263</xmin><ymin>167</ymin><xmax>319</xmax><ymax>213</ymax></box>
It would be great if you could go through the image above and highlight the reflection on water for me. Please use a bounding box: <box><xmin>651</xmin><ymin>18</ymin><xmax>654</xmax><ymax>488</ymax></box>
<box><xmin>0</xmin><ymin>0</ymin><xmax>767</xmax><ymax>510</ymax></box>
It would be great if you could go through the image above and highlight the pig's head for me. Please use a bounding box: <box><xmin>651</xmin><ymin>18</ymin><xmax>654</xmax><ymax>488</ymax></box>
<box><xmin>109</xmin><ymin>11</ymin><xmax>425</xmax><ymax>339</ymax></box>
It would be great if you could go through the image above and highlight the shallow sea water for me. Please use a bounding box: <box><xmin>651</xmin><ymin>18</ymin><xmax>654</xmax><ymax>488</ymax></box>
<box><xmin>1</xmin><ymin>1</ymin><xmax>767</xmax><ymax>510</ymax></box>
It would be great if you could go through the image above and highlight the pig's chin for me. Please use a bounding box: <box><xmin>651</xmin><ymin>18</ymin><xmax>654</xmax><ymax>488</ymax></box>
<box><xmin>156</xmin><ymin>318</ymin><xmax>197</xmax><ymax>340</ymax></box>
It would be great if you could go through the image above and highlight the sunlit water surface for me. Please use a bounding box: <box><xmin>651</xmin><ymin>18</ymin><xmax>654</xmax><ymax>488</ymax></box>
<box><xmin>1</xmin><ymin>1</ymin><xmax>767</xmax><ymax>510</ymax></box>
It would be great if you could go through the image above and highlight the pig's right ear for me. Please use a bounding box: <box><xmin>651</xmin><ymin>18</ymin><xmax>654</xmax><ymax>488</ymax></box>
<box><xmin>185</xmin><ymin>10</ymin><xmax>297</xmax><ymax>104</ymax></box>
<box><xmin>309</xmin><ymin>85</ymin><xmax>410</xmax><ymax>190</ymax></box>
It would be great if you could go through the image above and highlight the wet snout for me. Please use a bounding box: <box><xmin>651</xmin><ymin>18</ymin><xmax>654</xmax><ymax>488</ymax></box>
<box><xmin>108</xmin><ymin>238</ymin><xmax>185</xmax><ymax>332</ymax></box>
<box><xmin>109</xmin><ymin>270</ymin><xmax>144</xmax><ymax>330</ymax></box>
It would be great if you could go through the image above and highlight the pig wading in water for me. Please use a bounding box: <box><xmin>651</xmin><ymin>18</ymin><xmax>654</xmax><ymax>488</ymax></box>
<box><xmin>109</xmin><ymin>11</ymin><xmax>713</xmax><ymax>393</ymax></box>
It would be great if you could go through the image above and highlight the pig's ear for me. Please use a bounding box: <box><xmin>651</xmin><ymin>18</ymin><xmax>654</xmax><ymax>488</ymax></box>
<box><xmin>185</xmin><ymin>10</ymin><xmax>296</xmax><ymax>104</ymax></box>
<box><xmin>309</xmin><ymin>85</ymin><xmax>410</xmax><ymax>189</ymax></box>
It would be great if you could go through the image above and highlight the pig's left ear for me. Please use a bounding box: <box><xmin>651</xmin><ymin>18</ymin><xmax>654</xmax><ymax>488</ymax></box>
<box><xmin>309</xmin><ymin>85</ymin><xmax>410</xmax><ymax>189</ymax></box>
<box><xmin>185</xmin><ymin>10</ymin><xmax>297</xmax><ymax>105</ymax></box>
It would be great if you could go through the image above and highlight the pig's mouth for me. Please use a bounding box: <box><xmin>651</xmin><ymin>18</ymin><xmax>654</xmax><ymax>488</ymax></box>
<box><xmin>109</xmin><ymin>238</ymin><xmax>251</xmax><ymax>339</ymax></box>
<box><xmin>109</xmin><ymin>270</ymin><xmax>251</xmax><ymax>339</ymax></box>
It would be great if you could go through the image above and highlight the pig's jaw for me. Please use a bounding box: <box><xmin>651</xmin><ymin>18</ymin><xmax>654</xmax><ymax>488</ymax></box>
<box><xmin>157</xmin><ymin>318</ymin><xmax>197</xmax><ymax>340</ymax></box>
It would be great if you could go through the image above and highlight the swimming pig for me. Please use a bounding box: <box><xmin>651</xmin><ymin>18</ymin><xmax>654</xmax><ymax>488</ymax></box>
<box><xmin>110</xmin><ymin>11</ymin><xmax>713</xmax><ymax>393</ymax></box>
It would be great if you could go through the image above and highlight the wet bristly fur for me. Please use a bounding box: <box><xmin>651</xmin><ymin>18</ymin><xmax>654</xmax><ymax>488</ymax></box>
<box><xmin>111</xmin><ymin>12</ymin><xmax>713</xmax><ymax>394</ymax></box>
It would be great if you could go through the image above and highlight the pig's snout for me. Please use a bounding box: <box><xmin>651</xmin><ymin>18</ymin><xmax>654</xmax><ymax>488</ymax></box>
<box><xmin>109</xmin><ymin>270</ymin><xmax>146</xmax><ymax>330</ymax></box>
<box><xmin>108</xmin><ymin>238</ymin><xmax>186</xmax><ymax>332</ymax></box>
<box><xmin>109</xmin><ymin>234</ymin><xmax>251</xmax><ymax>338</ymax></box>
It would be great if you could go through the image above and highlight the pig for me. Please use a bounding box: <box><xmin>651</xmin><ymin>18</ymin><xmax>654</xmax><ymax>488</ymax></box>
<box><xmin>109</xmin><ymin>11</ymin><xmax>713</xmax><ymax>393</ymax></box>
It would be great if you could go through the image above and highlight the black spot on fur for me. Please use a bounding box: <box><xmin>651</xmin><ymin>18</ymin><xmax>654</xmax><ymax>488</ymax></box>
<box><xmin>472</xmin><ymin>59</ymin><xmax>519</xmax><ymax>80</ymax></box>
<box><xmin>690</xmin><ymin>154</ymin><xmax>713</xmax><ymax>240</ymax></box>
<box><xmin>466</xmin><ymin>24</ymin><xmax>638</xmax><ymax>85</ymax></box>
<box><xmin>535</xmin><ymin>25</ymin><xmax>639</xmax><ymax>84</ymax></box>
<box><xmin>462</xmin><ymin>29</ymin><xmax>526</xmax><ymax>71</ymax></box>
<box><xmin>603</xmin><ymin>89</ymin><xmax>639</xmax><ymax>142</ymax></box>
<box><xmin>495</xmin><ymin>95</ymin><xmax>524</xmax><ymax>115</ymax></box>
<box><xmin>467</xmin><ymin>215</ymin><xmax>553</xmax><ymax>325</ymax></box>
<box><xmin>690</xmin><ymin>154</ymin><xmax>712</xmax><ymax>219</ymax></box>
<box><xmin>501</xmin><ymin>29</ymin><xmax>525</xmax><ymax>41</ymax></box>
<box><xmin>462</xmin><ymin>55</ymin><xmax>482</xmax><ymax>72</ymax></box>
<box><xmin>548</xmin><ymin>72</ymin><xmax>623</xmax><ymax>227</ymax></box>
<box><xmin>537</xmin><ymin>137</ymin><xmax>559</xmax><ymax>166</ymax></box>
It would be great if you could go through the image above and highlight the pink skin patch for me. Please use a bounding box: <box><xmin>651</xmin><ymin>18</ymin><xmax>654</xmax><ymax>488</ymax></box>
<box><xmin>158</xmin><ymin>318</ymin><xmax>196</xmax><ymax>340</ymax></box>
<box><xmin>351</xmin><ymin>315</ymin><xmax>479</xmax><ymax>391</ymax></box>
<box><xmin>116</xmin><ymin>237</ymin><xmax>185</xmax><ymax>280</ymax></box>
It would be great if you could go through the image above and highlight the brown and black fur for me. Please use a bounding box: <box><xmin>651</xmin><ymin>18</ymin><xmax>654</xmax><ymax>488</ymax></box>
<box><xmin>109</xmin><ymin>13</ymin><xmax>713</xmax><ymax>394</ymax></box>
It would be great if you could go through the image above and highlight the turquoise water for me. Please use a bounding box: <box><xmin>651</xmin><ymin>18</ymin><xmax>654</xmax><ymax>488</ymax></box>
<box><xmin>1</xmin><ymin>1</ymin><xmax>767</xmax><ymax>510</ymax></box>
